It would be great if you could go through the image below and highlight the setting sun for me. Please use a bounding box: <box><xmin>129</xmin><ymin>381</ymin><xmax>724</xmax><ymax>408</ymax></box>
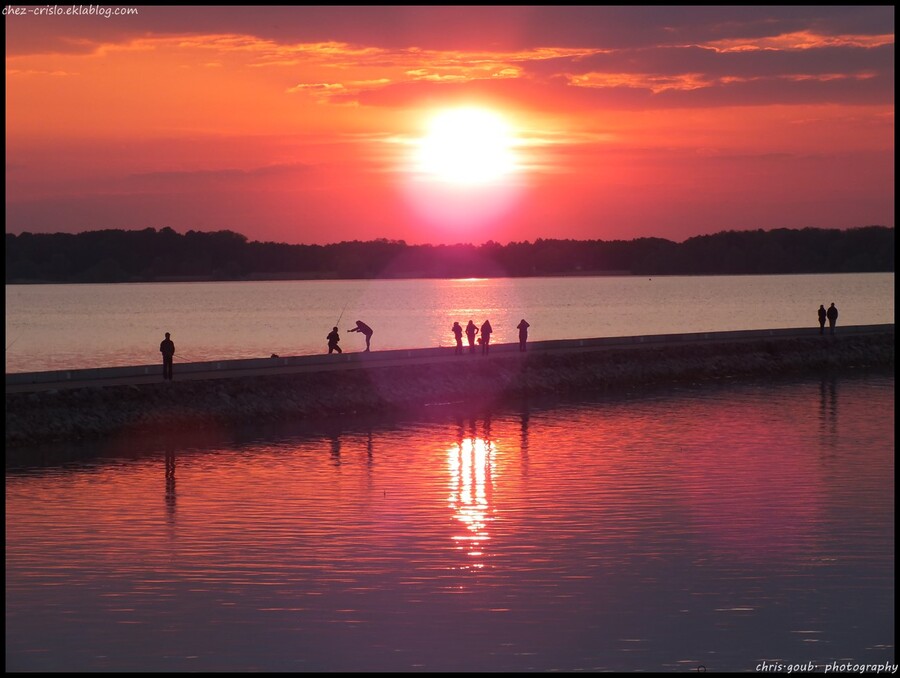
<box><xmin>415</xmin><ymin>107</ymin><xmax>518</xmax><ymax>185</ymax></box>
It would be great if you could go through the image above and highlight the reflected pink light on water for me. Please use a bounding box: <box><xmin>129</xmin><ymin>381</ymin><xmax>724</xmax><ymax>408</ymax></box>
<box><xmin>447</xmin><ymin>436</ymin><xmax>496</xmax><ymax>567</ymax></box>
<box><xmin>673</xmin><ymin>438</ymin><xmax>824</xmax><ymax>561</ymax></box>
<box><xmin>5</xmin><ymin>373</ymin><xmax>894</xmax><ymax>672</ymax></box>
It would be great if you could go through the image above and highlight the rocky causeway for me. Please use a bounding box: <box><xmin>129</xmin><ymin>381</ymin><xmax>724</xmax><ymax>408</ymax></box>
<box><xmin>5</xmin><ymin>327</ymin><xmax>894</xmax><ymax>448</ymax></box>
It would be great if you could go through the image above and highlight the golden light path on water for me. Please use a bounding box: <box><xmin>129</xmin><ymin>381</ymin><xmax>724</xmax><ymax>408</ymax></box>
<box><xmin>448</xmin><ymin>436</ymin><xmax>495</xmax><ymax>567</ymax></box>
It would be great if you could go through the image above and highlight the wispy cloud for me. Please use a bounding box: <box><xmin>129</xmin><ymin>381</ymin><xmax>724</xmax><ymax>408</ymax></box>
<box><xmin>705</xmin><ymin>30</ymin><xmax>894</xmax><ymax>53</ymax></box>
<box><xmin>6</xmin><ymin>69</ymin><xmax>75</xmax><ymax>77</ymax></box>
<box><xmin>128</xmin><ymin>162</ymin><xmax>312</xmax><ymax>187</ymax></box>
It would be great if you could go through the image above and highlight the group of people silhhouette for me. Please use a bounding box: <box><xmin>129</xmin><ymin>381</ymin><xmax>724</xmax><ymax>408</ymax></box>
<box><xmin>325</xmin><ymin>316</ymin><xmax>532</xmax><ymax>358</ymax></box>
<box><xmin>325</xmin><ymin>318</ymin><xmax>531</xmax><ymax>362</ymax></box>
<box><xmin>817</xmin><ymin>302</ymin><xmax>839</xmax><ymax>335</ymax></box>
<box><xmin>158</xmin><ymin>299</ymin><xmax>843</xmax><ymax>381</ymax></box>
<box><xmin>328</xmin><ymin>317</ymin><xmax>531</xmax><ymax>357</ymax></box>
<box><xmin>450</xmin><ymin>318</ymin><xmax>530</xmax><ymax>355</ymax></box>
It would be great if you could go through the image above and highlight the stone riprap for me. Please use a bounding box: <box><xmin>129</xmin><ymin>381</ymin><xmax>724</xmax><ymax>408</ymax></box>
<box><xmin>5</xmin><ymin>330</ymin><xmax>893</xmax><ymax>447</ymax></box>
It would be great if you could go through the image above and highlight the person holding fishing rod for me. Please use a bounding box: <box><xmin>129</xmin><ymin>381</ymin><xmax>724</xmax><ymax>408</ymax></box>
<box><xmin>347</xmin><ymin>320</ymin><xmax>374</xmax><ymax>352</ymax></box>
<box><xmin>326</xmin><ymin>326</ymin><xmax>342</xmax><ymax>354</ymax></box>
<box><xmin>327</xmin><ymin>302</ymin><xmax>350</xmax><ymax>354</ymax></box>
<box><xmin>159</xmin><ymin>332</ymin><xmax>175</xmax><ymax>381</ymax></box>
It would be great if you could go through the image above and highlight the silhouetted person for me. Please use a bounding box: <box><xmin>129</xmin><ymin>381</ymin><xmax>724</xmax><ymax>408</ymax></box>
<box><xmin>480</xmin><ymin>319</ymin><xmax>493</xmax><ymax>355</ymax></box>
<box><xmin>348</xmin><ymin>320</ymin><xmax>374</xmax><ymax>351</ymax></box>
<box><xmin>452</xmin><ymin>321</ymin><xmax>463</xmax><ymax>355</ymax></box>
<box><xmin>327</xmin><ymin>326</ymin><xmax>342</xmax><ymax>354</ymax></box>
<box><xmin>826</xmin><ymin>302</ymin><xmax>838</xmax><ymax>334</ymax></box>
<box><xmin>517</xmin><ymin>318</ymin><xmax>530</xmax><ymax>352</ymax></box>
<box><xmin>465</xmin><ymin>320</ymin><xmax>478</xmax><ymax>354</ymax></box>
<box><xmin>818</xmin><ymin>305</ymin><xmax>827</xmax><ymax>335</ymax></box>
<box><xmin>159</xmin><ymin>332</ymin><xmax>175</xmax><ymax>381</ymax></box>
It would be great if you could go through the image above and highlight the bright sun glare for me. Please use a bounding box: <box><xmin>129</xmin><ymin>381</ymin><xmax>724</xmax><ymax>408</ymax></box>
<box><xmin>415</xmin><ymin>107</ymin><xmax>517</xmax><ymax>185</ymax></box>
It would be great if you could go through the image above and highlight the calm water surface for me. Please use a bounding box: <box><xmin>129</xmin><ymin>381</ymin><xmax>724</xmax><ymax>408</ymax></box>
<box><xmin>4</xmin><ymin>273</ymin><xmax>894</xmax><ymax>372</ymax></box>
<box><xmin>6</xmin><ymin>370</ymin><xmax>894</xmax><ymax>672</ymax></box>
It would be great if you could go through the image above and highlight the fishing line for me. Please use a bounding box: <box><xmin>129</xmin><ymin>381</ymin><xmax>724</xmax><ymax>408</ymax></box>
<box><xmin>6</xmin><ymin>334</ymin><xmax>21</xmax><ymax>352</ymax></box>
<box><xmin>336</xmin><ymin>300</ymin><xmax>349</xmax><ymax>329</ymax></box>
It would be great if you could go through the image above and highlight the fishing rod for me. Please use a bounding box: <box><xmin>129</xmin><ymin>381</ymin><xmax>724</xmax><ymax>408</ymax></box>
<box><xmin>335</xmin><ymin>300</ymin><xmax>349</xmax><ymax>329</ymax></box>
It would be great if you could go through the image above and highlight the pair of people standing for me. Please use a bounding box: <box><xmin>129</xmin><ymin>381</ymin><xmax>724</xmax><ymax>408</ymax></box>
<box><xmin>817</xmin><ymin>303</ymin><xmax>838</xmax><ymax>335</ymax></box>
<box><xmin>328</xmin><ymin>320</ymin><xmax>373</xmax><ymax>353</ymax></box>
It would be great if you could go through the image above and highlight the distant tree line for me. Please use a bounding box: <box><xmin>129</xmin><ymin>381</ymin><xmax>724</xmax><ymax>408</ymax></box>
<box><xmin>4</xmin><ymin>225</ymin><xmax>894</xmax><ymax>284</ymax></box>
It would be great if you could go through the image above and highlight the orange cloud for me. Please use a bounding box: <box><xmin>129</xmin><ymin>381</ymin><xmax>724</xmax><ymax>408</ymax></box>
<box><xmin>704</xmin><ymin>30</ymin><xmax>894</xmax><ymax>53</ymax></box>
<box><xmin>567</xmin><ymin>72</ymin><xmax>713</xmax><ymax>93</ymax></box>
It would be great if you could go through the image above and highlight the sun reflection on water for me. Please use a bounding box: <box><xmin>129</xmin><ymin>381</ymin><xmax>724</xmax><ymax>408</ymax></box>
<box><xmin>447</xmin><ymin>430</ymin><xmax>496</xmax><ymax>569</ymax></box>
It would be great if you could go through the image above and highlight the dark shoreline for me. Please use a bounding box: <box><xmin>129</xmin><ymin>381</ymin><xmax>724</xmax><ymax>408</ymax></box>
<box><xmin>5</xmin><ymin>331</ymin><xmax>893</xmax><ymax>449</ymax></box>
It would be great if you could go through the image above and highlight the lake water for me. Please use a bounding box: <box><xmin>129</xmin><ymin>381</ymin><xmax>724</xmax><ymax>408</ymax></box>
<box><xmin>4</xmin><ymin>273</ymin><xmax>894</xmax><ymax>373</ymax></box>
<box><xmin>5</xmin><ymin>369</ymin><xmax>894</xmax><ymax>672</ymax></box>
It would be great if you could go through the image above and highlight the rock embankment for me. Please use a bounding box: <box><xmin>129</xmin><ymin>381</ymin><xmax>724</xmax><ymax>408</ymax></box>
<box><xmin>5</xmin><ymin>332</ymin><xmax>893</xmax><ymax>447</ymax></box>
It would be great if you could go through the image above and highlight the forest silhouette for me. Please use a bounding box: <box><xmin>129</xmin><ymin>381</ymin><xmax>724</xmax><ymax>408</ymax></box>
<box><xmin>5</xmin><ymin>226</ymin><xmax>893</xmax><ymax>284</ymax></box>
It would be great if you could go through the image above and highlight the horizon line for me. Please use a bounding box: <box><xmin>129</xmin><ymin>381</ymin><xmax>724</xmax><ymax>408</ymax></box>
<box><xmin>5</xmin><ymin>223</ymin><xmax>893</xmax><ymax>250</ymax></box>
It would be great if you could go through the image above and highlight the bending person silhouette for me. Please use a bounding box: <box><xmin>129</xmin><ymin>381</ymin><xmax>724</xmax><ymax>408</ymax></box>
<box><xmin>452</xmin><ymin>321</ymin><xmax>463</xmax><ymax>355</ymax></box>
<box><xmin>480</xmin><ymin>319</ymin><xmax>493</xmax><ymax>355</ymax></box>
<box><xmin>159</xmin><ymin>332</ymin><xmax>175</xmax><ymax>381</ymax></box>
<box><xmin>465</xmin><ymin>320</ymin><xmax>478</xmax><ymax>354</ymax></box>
<box><xmin>327</xmin><ymin>326</ymin><xmax>342</xmax><ymax>354</ymax></box>
<box><xmin>517</xmin><ymin>318</ymin><xmax>530</xmax><ymax>352</ymax></box>
<box><xmin>348</xmin><ymin>320</ymin><xmax>374</xmax><ymax>351</ymax></box>
<box><xmin>817</xmin><ymin>305</ymin><xmax>827</xmax><ymax>335</ymax></box>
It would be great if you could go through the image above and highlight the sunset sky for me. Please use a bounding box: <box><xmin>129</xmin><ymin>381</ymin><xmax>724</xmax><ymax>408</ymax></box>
<box><xmin>5</xmin><ymin>6</ymin><xmax>894</xmax><ymax>245</ymax></box>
